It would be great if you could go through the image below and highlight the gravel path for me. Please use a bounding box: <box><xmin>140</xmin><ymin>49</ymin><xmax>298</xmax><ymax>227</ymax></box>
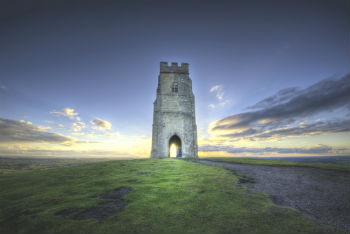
<box><xmin>200</xmin><ymin>160</ymin><xmax>350</xmax><ymax>232</ymax></box>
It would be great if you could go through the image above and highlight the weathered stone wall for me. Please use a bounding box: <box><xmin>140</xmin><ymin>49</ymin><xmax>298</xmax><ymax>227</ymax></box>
<box><xmin>151</xmin><ymin>62</ymin><xmax>198</xmax><ymax>158</ymax></box>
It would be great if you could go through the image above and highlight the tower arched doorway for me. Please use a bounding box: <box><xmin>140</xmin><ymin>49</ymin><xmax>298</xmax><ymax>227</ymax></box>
<box><xmin>169</xmin><ymin>135</ymin><xmax>182</xmax><ymax>158</ymax></box>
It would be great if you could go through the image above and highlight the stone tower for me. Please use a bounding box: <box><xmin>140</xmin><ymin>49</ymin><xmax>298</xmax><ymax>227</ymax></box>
<box><xmin>151</xmin><ymin>62</ymin><xmax>198</xmax><ymax>158</ymax></box>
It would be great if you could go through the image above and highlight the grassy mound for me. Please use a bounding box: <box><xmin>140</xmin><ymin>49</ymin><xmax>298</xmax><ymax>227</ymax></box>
<box><xmin>0</xmin><ymin>159</ymin><xmax>343</xmax><ymax>234</ymax></box>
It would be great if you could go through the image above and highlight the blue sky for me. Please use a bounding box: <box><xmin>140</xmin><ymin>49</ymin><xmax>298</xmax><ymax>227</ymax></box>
<box><xmin>0</xmin><ymin>0</ymin><xmax>349</xmax><ymax>157</ymax></box>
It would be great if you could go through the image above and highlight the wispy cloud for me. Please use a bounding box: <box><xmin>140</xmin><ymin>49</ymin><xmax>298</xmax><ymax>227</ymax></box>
<box><xmin>209</xmin><ymin>85</ymin><xmax>229</xmax><ymax>108</ymax></box>
<box><xmin>0</xmin><ymin>118</ymin><xmax>74</xmax><ymax>144</ymax></box>
<box><xmin>210</xmin><ymin>74</ymin><xmax>350</xmax><ymax>140</ymax></box>
<box><xmin>210</xmin><ymin>85</ymin><xmax>224</xmax><ymax>100</ymax></box>
<box><xmin>50</xmin><ymin>108</ymin><xmax>80</xmax><ymax>121</ymax></box>
<box><xmin>91</xmin><ymin>118</ymin><xmax>112</xmax><ymax>130</ymax></box>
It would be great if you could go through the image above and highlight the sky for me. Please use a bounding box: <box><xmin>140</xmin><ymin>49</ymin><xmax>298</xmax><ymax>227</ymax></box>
<box><xmin>0</xmin><ymin>0</ymin><xmax>349</xmax><ymax>158</ymax></box>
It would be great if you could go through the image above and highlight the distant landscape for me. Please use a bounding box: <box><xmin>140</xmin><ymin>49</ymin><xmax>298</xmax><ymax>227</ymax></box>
<box><xmin>1</xmin><ymin>156</ymin><xmax>349</xmax><ymax>173</ymax></box>
<box><xmin>207</xmin><ymin>156</ymin><xmax>350</xmax><ymax>165</ymax></box>
<box><xmin>260</xmin><ymin>156</ymin><xmax>350</xmax><ymax>165</ymax></box>
<box><xmin>0</xmin><ymin>157</ymin><xmax>115</xmax><ymax>174</ymax></box>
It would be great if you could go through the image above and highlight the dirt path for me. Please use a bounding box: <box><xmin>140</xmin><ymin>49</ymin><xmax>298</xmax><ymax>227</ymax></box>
<box><xmin>200</xmin><ymin>160</ymin><xmax>350</xmax><ymax>232</ymax></box>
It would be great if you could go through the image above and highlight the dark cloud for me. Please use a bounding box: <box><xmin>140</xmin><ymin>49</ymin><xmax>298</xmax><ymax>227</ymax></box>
<box><xmin>91</xmin><ymin>118</ymin><xmax>111</xmax><ymax>129</ymax></box>
<box><xmin>223</xmin><ymin>119</ymin><xmax>350</xmax><ymax>140</ymax></box>
<box><xmin>214</xmin><ymin>74</ymin><xmax>349</xmax><ymax>130</ymax></box>
<box><xmin>247</xmin><ymin>87</ymin><xmax>300</xmax><ymax>109</ymax></box>
<box><xmin>212</xmin><ymin>74</ymin><xmax>350</xmax><ymax>140</ymax></box>
<box><xmin>0</xmin><ymin>118</ymin><xmax>73</xmax><ymax>143</ymax></box>
<box><xmin>257</xmin><ymin>119</ymin><xmax>349</xmax><ymax>139</ymax></box>
<box><xmin>199</xmin><ymin>144</ymin><xmax>333</xmax><ymax>154</ymax></box>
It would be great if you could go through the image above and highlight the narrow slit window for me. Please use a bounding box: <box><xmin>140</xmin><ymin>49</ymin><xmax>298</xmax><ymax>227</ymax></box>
<box><xmin>172</xmin><ymin>82</ymin><xmax>178</xmax><ymax>93</ymax></box>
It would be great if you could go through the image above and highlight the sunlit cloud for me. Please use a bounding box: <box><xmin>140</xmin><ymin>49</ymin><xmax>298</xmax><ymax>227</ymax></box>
<box><xmin>91</xmin><ymin>118</ymin><xmax>112</xmax><ymax>130</ymax></box>
<box><xmin>50</xmin><ymin>108</ymin><xmax>80</xmax><ymax>121</ymax></box>
<box><xmin>72</xmin><ymin>121</ymin><xmax>87</xmax><ymax>132</ymax></box>
<box><xmin>36</xmin><ymin>125</ymin><xmax>52</xmax><ymax>131</ymax></box>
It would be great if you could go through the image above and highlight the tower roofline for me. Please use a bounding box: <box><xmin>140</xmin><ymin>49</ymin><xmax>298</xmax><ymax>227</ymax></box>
<box><xmin>160</xmin><ymin>61</ymin><xmax>189</xmax><ymax>74</ymax></box>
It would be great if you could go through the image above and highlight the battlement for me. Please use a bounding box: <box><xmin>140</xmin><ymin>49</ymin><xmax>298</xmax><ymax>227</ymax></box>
<box><xmin>160</xmin><ymin>61</ymin><xmax>189</xmax><ymax>74</ymax></box>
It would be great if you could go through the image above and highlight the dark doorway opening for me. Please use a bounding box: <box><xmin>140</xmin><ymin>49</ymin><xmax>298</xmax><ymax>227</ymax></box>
<box><xmin>169</xmin><ymin>135</ymin><xmax>182</xmax><ymax>158</ymax></box>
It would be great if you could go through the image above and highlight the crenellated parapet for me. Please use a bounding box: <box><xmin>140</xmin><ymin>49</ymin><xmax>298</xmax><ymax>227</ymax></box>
<box><xmin>160</xmin><ymin>61</ymin><xmax>189</xmax><ymax>74</ymax></box>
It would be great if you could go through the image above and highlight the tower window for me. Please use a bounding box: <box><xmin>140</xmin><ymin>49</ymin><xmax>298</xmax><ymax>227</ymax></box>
<box><xmin>172</xmin><ymin>82</ymin><xmax>178</xmax><ymax>93</ymax></box>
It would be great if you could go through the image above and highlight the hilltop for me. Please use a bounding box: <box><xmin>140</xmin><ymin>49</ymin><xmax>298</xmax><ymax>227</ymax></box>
<box><xmin>0</xmin><ymin>158</ymin><xmax>346</xmax><ymax>234</ymax></box>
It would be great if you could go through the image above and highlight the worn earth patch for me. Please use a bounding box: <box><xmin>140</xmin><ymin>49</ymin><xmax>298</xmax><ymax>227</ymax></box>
<box><xmin>55</xmin><ymin>208</ymin><xmax>80</xmax><ymax>217</ymax></box>
<box><xmin>200</xmin><ymin>160</ymin><xmax>350</xmax><ymax>233</ymax></box>
<box><xmin>55</xmin><ymin>187</ymin><xmax>132</xmax><ymax>221</ymax></box>
<box><xmin>96</xmin><ymin>187</ymin><xmax>132</xmax><ymax>199</ymax></box>
<box><xmin>137</xmin><ymin>172</ymin><xmax>149</xmax><ymax>175</ymax></box>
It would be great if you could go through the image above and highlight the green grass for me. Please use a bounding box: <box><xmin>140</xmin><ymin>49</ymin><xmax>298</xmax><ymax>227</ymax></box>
<box><xmin>205</xmin><ymin>157</ymin><xmax>350</xmax><ymax>172</ymax></box>
<box><xmin>0</xmin><ymin>159</ymin><xmax>343</xmax><ymax>234</ymax></box>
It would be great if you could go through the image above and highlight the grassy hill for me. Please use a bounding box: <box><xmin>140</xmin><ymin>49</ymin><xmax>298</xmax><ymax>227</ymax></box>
<box><xmin>0</xmin><ymin>159</ymin><xmax>343</xmax><ymax>234</ymax></box>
